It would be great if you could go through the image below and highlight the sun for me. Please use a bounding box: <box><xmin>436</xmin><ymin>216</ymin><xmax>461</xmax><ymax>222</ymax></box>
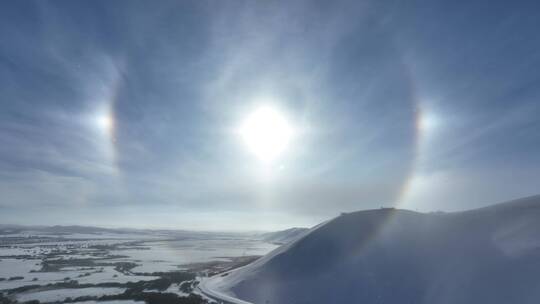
<box><xmin>239</xmin><ymin>106</ymin><xmax>293</xmax><ymax>162</ymax></box>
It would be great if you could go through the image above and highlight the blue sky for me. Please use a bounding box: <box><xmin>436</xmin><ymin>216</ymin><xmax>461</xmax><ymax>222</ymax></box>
<box><xmin>1</xmin><ymin>0</ymin><xmax>539</xmax><ymax>230</ymax></box>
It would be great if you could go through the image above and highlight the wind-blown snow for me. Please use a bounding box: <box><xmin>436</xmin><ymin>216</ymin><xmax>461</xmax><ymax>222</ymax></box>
<box><xmin>204</xmin><ymin>195</ymin><xmax>540</xmax><ymax>304</ymax></box>
<box><xmin>257</xmin><ymin>228</ymin><xmax>309</xmax><ymax>245</ymax></box>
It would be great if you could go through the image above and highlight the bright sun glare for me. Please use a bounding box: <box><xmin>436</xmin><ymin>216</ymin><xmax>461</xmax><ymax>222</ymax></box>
<box><xmin>239</xmin><ymin>106</ymin><xmax>293</xmax><ymax>162</ymax></box>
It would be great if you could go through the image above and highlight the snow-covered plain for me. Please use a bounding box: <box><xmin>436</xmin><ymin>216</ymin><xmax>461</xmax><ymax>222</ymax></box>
<box><xmin>204</xmin><ymin>195</ymin><xmax>540</xmax><ymax>304</ymax></box>
<box><xmin>0</xmin><ymin>228</ymin><xmax>279</xmax><ymax>303</ymax></box>
<box><xmin>112</xmin><ymin>238</ymin><xmax>276</xmax><ymax>273</ymax></box>
<box><xmin>72</xmin><ymin>301</ymin><xmax>143</xmax><ymax>304</ymax></box>
<box><xmin>16</xmin><ymin>287</ymin><xmax>126</xmax><ymax>302</ymax></box>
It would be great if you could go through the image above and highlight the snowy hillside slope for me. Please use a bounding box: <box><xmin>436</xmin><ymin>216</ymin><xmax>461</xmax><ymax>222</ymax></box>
<box><xmin>203</xmin><ymin>195</ymin><xmax>540</xmax><ymax>304</ymax></box>
<box><xmin>258</xmin><ymin>227</ymin><xmax>309</xmax><ymax>245</ymax></box>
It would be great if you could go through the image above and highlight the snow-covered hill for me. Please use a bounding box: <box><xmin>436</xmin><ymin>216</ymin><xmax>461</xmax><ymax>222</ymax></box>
<box><xmin>257</xmin><ymin>227</ymin><xmax>309</xmax><ymax>245</ymax></box>
<box><xmin>203</xmin><ymin>195</ymin><xmax>540</xmax><ymax>304</ymax></box>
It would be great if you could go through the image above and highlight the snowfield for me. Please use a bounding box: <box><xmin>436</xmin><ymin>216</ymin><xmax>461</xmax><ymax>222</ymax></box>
<box><xmin>0</xmin><ymin>228</ymin><xmax>279</xmax><ymax>303</ymax></box>
<box><xmin>16</xmin><ymin>287</ymin><xmax>125</xmax><ymax>303</ymax></box>
<box><xmin>203</xmin><ymin>195</ymin><xmax>540</xmax><ymax>304</ymax></box>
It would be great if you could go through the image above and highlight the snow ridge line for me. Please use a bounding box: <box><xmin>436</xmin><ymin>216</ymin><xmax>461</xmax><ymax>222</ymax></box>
<box><xmin>198</xmin><ymin>278</ymin><xmax>254</xmax><ymax>304</ymax></box>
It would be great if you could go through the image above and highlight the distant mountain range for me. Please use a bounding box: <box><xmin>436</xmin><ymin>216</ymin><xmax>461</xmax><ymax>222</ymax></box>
<box><xmin>0</xmin><ymin>224</ymin><xmax>310</xmax><ymax>243</ymax></box>
<box><xmin>0</xmin><ymin>224</ymin><xmax>151</xmax><ymax>235</ymax></box>
<box><xmin>202</xmin><ymin>195</ymin><xmax>540</xmax><ymax>304</ymax></box>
